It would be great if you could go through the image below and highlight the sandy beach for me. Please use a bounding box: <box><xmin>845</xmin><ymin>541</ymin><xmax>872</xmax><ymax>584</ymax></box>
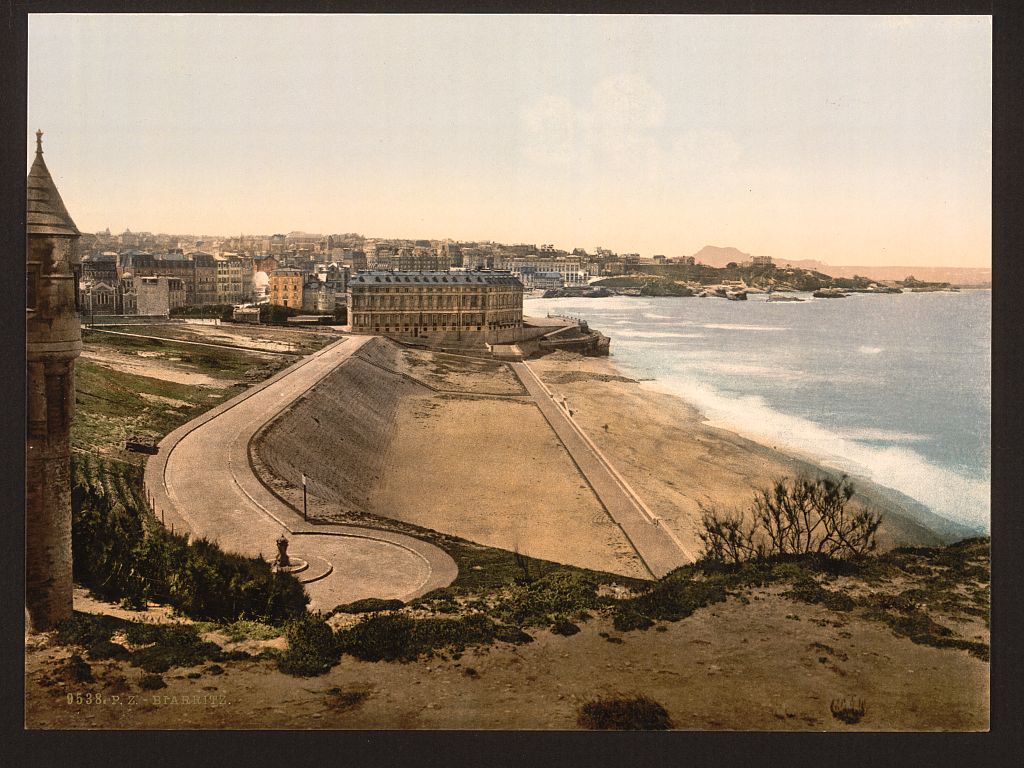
<box><xmin>528</xmin><ymin>352</ymin><xmax>952</xmax><ymax>552</ymax></box>
<box><xmin>256</xmin><ymin>338</ymin><xmax>949</xmax><ymax>582</ymax></box>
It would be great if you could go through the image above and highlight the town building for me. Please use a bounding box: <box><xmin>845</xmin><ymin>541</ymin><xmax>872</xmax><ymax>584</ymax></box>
<box><xmin>79</xmin><ymin>279</ymin><xmax>120</xmax><ymax>318</ymax></box>
<box><xmin>347</xmin><ymin>271</ymin><xmax>523</xmax><ymax>342</ymax></box>
<box><xmin>254</xmin><ymin>255</ymin><xmax>280</xmax><ymax>274</ymax></box>
<box><xmin>214</xmin><ymin>253</ymin><xmax>254</xmax><ymax>304</ymax></box>
<box><xmin>532</xmin><ymin>271</ymin><xmax>565</xmax><ymax>290</ymax></box>
<box><xmin>137</xmin><ymin>276</ymin><xmax>187</xmax><ymax>316</ymax></box>
<box><xmin>80</xmin><ymin>251</ymin><xmax>119</xmax><ymax>283</ymax></box>
<box><xmin>192</xmin><ymin>251</ymin><xmax>218</xmax><ymax>305</ymax></box>
<box><xmin>233</xmin><ymin>305</ymin><xmax>261</xmax><ymax>323</ymax></box>
<box><xmin>269</xmin><ymin>267</ymin><xmax>304</xmax><ymax>308</ymax></box>
<box><xmin>117</xmin><ymin>249</ymin><xmax>220</xmax><ymax>306</ymax></box>
<box><xmin>508</xmin><ymin>256</ymin><xmax>586</xmax><ymax>287</ymax></box>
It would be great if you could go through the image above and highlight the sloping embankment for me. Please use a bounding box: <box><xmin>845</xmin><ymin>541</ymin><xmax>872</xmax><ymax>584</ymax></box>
<box><xmin>253</xmin><ymin>337</ymin><xmax>422</xmax><ymax>513</ymax></box>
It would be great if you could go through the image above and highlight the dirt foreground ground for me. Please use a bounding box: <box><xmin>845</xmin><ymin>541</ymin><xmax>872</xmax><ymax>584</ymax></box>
<box><xmin>25</xmin><ymin>579</ymin><xmax>988</xmax><ymax>730</ymax></box>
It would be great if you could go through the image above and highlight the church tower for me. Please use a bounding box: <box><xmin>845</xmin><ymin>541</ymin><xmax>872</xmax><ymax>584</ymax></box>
<box><xmin>26</xmin><ymin>130</ymin><xmax>82</xmax><ymax>632</ymax></box>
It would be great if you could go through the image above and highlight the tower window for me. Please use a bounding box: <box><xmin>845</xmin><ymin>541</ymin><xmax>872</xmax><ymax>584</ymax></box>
<box><xmin>27</xmin><ymin>264</ymin><xmax>38</xmax><ymax>310</ymax></box>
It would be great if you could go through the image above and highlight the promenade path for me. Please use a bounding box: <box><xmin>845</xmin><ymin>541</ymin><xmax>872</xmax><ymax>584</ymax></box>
<box><xmin>511</xmin><ymin>361</ymin><xmax>694</xmax><ymax>579</ymax></box>
<box><xmin>145</xmin><ymin>335</ymin><xmax>458</xmax><ymax>610</ymax></box>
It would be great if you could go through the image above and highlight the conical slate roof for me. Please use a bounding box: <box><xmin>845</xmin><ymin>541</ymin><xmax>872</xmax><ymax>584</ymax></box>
<box><xmin>27</xmin><ymin>131</ymin><xmax>79</xmax><ymax>237</ymax></box>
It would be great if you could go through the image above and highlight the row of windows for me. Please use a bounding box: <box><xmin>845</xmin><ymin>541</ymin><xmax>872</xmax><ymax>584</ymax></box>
<box><xmin>351</xmin><ymin>297</ymin><xmax>521</xmax><ymax>310</ymax></box>
<box><xmin>353</xmin><ymin>321</ymin><xmax>520</xmax><ymax>333</ymax></box>
<box><xmin>351</xmin><ymin>285</ymin><xmax>520</xmax><ymax>294</ymax></box>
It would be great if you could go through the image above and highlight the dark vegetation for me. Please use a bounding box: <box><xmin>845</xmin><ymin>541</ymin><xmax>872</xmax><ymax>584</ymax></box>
<box><xmin>68</xmin><ymin>457</ymin><xmax>986</xmax><ymax>677</ymax></box>
<box><xmin>71</xmin><ymin>454</ymin><xmax>309</xmax><ymax>624</ymax></box>
<box><xmin>329</xmin><ymin>598</ymin><xmax>405</xmax><ymax>615</ymax></box>
<box><xmin>577</xmin><ymin>694</ymin><xmax>674</xmax><ymax>730</ymax></box>
<box><xmin>55</xmin><ymin>612</ymin><xmax>251</xmax><ymax>675</ymax></box>
<box><xmin>170</xmin><ymin>304</ymin><xmax>236</xmax><ymax>322</ymax></box>
<box><xmin>278</xmin><ymin>613</ymin><xmax>342</xmax><ymax>676</ymax></box>
<box><xmin>830</xmin><ymin>698</ymin><xmax>867</xmax><ymax>725</ymax></box>
<box><xmin>259</xmin><ymin>303</ymin><xmax>300</xmax><ymax>324</ymax></box>
<box><xmin>699</xmin><ymin>475</ymin><xmax>882</xmax><ymax>563</ymax></box>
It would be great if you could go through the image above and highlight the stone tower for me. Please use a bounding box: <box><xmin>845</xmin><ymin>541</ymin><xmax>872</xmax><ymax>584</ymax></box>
<box><xmin>26</xmin><ymin>130</ymin><xmax>82</xmax><ymax>632</ymax></box>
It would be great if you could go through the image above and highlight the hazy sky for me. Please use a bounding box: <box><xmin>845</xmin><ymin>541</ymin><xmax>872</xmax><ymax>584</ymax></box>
<box><xmin>28</xmin><ymin>14</ymin><xmax>990</xmax><ymax>266</ymax></box>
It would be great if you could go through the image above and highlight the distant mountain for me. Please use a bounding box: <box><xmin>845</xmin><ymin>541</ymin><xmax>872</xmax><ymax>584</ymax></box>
<box><xmin>690</xmin><ymin>245</ymin><xmax>752</xmax><ymax>267</ymax></box>
<box><xmin>691</xmin><ymin>245</ymin><xmax>829</xmax><ymax>272</ymax></box>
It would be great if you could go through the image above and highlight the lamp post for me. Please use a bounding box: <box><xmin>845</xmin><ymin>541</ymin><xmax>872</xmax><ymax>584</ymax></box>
<box><xmin>301</xmin><ymin>472</ymin><xmax>307</xmax><ymax>521</ymax></box>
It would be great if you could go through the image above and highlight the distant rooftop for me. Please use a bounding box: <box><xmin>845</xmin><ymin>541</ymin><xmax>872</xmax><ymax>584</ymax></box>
<box><xmin>349</xmin><ymin>271</ymin><xmax>521</xmax><ymax>286</ymax></box>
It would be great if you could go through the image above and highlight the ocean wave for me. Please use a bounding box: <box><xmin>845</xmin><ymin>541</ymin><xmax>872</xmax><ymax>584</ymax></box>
<box><xmin>858</xmin><ymin>346</ymin><xmax>884</xmax><ymax>354</ymax></box>
<box><xmin>700</xmin><ymin>323</ymin><xmax>787</xmax><ymax>332</ymax></box>
<box><xmin>644</xmin><ymin>376</ymin><xmax>990</xmax><ymax>531</ymax></box>
<box><xmin>841</xmin><ymin>427</ymin><xmax>930</xmax><ymax>443</ymax></box>
<box><xmin>692</xmin><ymin>361</ymin><xmax>831</xmax><ymax>383</ymax></box>
<box><xmin>614</xmin><ymin>329</ymin><xmax>706</xmax><ymax>339</ymax></box>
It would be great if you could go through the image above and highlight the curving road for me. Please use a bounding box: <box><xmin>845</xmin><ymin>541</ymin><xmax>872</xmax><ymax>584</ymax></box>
<box><xmin>145</xmin><ymin>335</ymin><xmax>458</xmax><ymax>610</ymax></box>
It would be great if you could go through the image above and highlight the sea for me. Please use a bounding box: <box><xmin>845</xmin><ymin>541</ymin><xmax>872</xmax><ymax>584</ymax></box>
<box><xmin>523</xmin><ymin>290</ymin><xmax>991</xmax><ymax>533</ymax></box>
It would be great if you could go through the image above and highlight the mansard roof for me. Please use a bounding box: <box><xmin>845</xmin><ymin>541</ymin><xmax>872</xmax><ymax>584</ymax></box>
<box><xmin>349</xmin><ymin>271</ymin><xmax>522</xmax><ymax>287</ymax></box>
<box><xmin>27</xmin><ymin>131</ymin><xmax>79</xmax><ymax>237</ymax></box>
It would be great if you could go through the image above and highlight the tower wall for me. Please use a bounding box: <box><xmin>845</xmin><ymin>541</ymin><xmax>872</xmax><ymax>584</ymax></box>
<box><xmin>26</xmin><ymin>135</ymin><xmax>82</xmax><ymax>632</ymax></box>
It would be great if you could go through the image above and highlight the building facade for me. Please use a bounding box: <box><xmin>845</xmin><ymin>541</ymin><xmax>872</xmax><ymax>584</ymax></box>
<box><xmin>269</xmin><ymin>267</ymin><xmax>304</xmax><ymax>307</ymax></box>
<box><xmin>137</xmin><ymin>276</ymin><xmax>187</xmax><ymax>316</ymax></box>
<box><xmin>215</xmin><ymin>254</ymin><xmax>254</xmax><ymax>304</ymax></box>
<box><xmin>347</xmin><ymin>271</ymin><xmax>523</xmax><ymax>340</ymax></box>
<box><xmin>508</xmin><ymin>256</ymin><xmax>586</xmax><ymax>287</ymax></box>
<box><xmin>26</xmin><ymin>131</ymin><xmax>81</xmax><ymax>631</ymax></box>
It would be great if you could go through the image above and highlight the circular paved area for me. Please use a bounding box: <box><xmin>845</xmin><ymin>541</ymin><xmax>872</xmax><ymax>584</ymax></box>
<box><xmin>144</xmin><ymin>336</ymin><xmax>457</xmax><ymax>609</ymax></box>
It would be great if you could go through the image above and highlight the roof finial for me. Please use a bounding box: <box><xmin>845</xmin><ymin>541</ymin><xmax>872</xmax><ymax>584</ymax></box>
<box><xmin>36</xmin><ymin>129</ymin><xmax>44</xmax><ymax>155</ymax></box>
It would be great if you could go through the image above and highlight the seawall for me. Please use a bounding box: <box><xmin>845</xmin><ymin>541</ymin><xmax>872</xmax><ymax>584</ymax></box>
<box><xmin>253</xmin><ymin>337</ymin><xmax>422</xmax><ymax>513</ymax></box>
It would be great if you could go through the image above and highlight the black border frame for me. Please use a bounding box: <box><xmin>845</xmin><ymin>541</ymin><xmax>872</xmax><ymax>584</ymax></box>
<box><xmin>2</xmin><ymin>2</ymin><xmax>1019</xmax><ymax>766</ymax></box>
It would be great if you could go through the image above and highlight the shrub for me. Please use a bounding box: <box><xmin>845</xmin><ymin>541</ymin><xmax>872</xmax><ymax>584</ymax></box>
<box><xmin>223</xmin><ymin>620</ymin><xmax>283</xmax><ymax>642</ymax></box>
<box><xmin>58</xmin><ymin>655</ymin><xmax>94</xmax><ymax>684</ymax></box>
<box><xmin>335</xmin><ymin>613</ymin><xmax>417</xmax><ymax>662</ymax></box>
<box><xmin>830</xmin><ymin>697</ymin><xmax>866</xmax><ymax>725</ymax></box>
<box><xmin>87</xmin><ymin>639</ymin><xmax>131</xmax><ymax>661</ymax></box>
<box><xmin>612</xmin><ymin>608</ymin><xmax>655</xmax><ymax>633</ymax></box>
<box><xmin>494</xmin><ymin>570</ymin><xmax>599</xmax><ymax>628</ymax></box>
<box><xmin>784</xmin><ymin>577</ymin><xmax>856</xmax><ymax>613</ymax></box>
<box><xmin>336</xmin><ymin>612</ymin><xmax>530</xmax><ymax>662</ymax></box>
<box><xmin>139</xmin><ymin>673</ymin><xmax>166</xmax><ymax>691</ymax></box>
<box><xmin>577</xmin><ymin>694</ymin><xmax>674</xmax><ymax>730</ymax></box>
<box><xmin>699</xmin><ymin>475</ymin><xmax>882</xmax><ymax>564</ymax></box>
<box><xmin>550</xmin><ymin>616</ymin><xmax>581</xmax><ymax>636</ymax></box>
<box><xmin>129</xmin><ymin>628</ymin><xmax>223</xmax><ymax>673</ymax></box>
<box><xmin>259</xmin><ymin>303</ymin><xmax>299</xmax><ymax>325</ymax></box>
<box><xmin>278</xmin><ymin>613</ymin><xmax>340</xmax><ymax>677</ymax></box>
<box><xmin>70</xmin><ymin>457</ymin><xmax>310</xmax><ymax>625</ymax></box>
<box><xmin>326</xmin><ymin>687</ymin><xmax>368</xmax><ymax>710</ymax></box>
<box><xmin>56</xmin><ymin>612</ymin><xmax>121</xmax><ymax>647</ymax></box>
<box><xmin>493</xmin><ymin>624</ymin><xmax>533</xmax><ymax>645</ymax></box>
<box><xmin>623</xmin><ymin>576</ymin><xmax>728</xmax><ymax>622</ymax></box>
<box><xmin>330</xmin><ymin>598</ymin><xmax>405</xmax><ymax>615</ymax></box>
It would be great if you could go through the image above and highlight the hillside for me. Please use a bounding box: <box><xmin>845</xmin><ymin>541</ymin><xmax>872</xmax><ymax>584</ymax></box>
<box><xmin>27</xmin><ymin>538</ymin><xmax>989</xmax><ymax>730</ymax></box>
